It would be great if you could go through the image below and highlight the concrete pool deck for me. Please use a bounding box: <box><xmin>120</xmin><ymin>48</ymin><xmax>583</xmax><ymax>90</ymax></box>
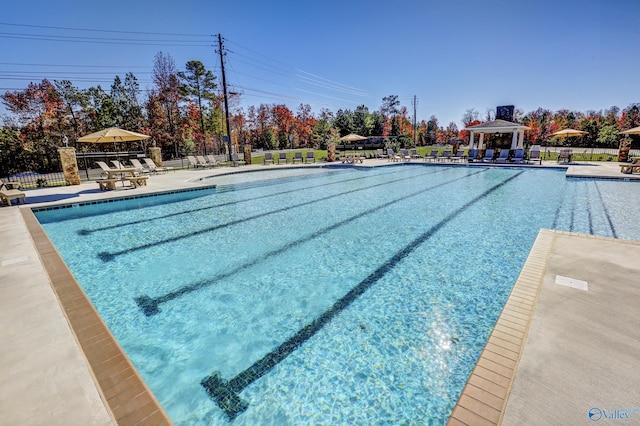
<box><xmin>1</xmin><ymin>160</ymin><xmax>639</xmax><ymax>424</ymax></box>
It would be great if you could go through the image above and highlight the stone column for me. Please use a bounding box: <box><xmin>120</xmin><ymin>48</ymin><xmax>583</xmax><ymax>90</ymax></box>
<box><xmin>618</xmin><ymin>138</ymin><xmax>631</xmax><ymax>162</ymax></box>
<box><xmin>58</xmin><ymin>147</ymin><xmax>81</xmax><ymax>185</ymax></box>
<box><xmin>148</xmin><ymin>147</ymin><xmax>163</xmax><ymax>166</ymax></box>
<box><xmin>327</xmin><ymin>142</ymin><xmax>336</xmax><ymax>162</ymax></box>
<box><xmin>243</xmin><ymin>145</ymin><xmax>252</xmax><ymax>165</ymax></box>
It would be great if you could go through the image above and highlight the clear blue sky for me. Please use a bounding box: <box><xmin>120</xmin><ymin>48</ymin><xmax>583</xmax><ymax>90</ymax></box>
<box><xmin>1</xmin><ymin>0</ymin><xmax>639</xmax><ymax>128</ymax></box>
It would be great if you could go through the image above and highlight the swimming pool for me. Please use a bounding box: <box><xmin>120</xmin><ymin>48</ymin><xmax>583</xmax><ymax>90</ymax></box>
<box><xmin>34</xmin><ymin>165</ymin><xmax>640</xmax><ymax>424</ymax></box>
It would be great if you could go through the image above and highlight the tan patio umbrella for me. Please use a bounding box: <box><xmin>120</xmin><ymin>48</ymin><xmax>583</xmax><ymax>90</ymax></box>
<box><xmin>78</xmin><ymin>127</ymin><xmax>151</xmax><ymax>160</ymax></box>
<box><xmin>550</xmin><ymin>128</ymin><xmax>588</xmax><ymax>138</ymax></box>
<box><xmin>620</xmin><ymin>125</ymin><xmax>640</xmax><ymax>135</ymax></box>
<box><xmin>339</xmin><ymin>133</ymin><xmax>368</xmax><ymax>142</ymax></box>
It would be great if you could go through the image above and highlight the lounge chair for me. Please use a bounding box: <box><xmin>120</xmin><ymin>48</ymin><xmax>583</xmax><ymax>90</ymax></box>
<box><xmin>277</xmin><ymin>152</ymin><xmax>287</xmax><ymax>164</ymax></box>
<box><xmin>376</xmin><ymin>148</ymin><xmax>388</xmax><ymax>159</ymax></box>
<box><xmin>197</xmin><ymin>156</ymin><xmax>211</xmax><ymax>168</ymax></box>
<box><xmin>450</xmin><ymin>150</ymin><xmax>465</xmax><ymax>162</ymax></box>
<box><xmin>130</xmin><ymin>158</ymin><xmax>150</xmax><ymax>174</ymax></box>
<box><xmin>206</xmin><ymin>155</ymin><xmax>220</xmax><ymax>167</ymax></box>
<box><xmin>144</xmin><ymin>157</ymin><xmax>169</xmax><ymax>173</ymax></box>
<box><xmin>304</xmin><ymin>151</ymin><xmax>315</xmax><ymax>163</ymax></box>
<box><xmin>0</xmin><ymin>179</ymin><xmax>26</xmax><ymax>206</ymax></box>
<box><xmin>111</xmin><ymin>160</ymin><xmax>129</xmax><ymax>169</ymax></box>
<box><xmin>467</xmin><ymin>149</ymin><xmax>479</xmax><ymax>162</ymax></box>
<box><xmin>187</xmin><ymin>155</ymin><xmax>201</xmax><ymax>169</ymax></box>
<box><xmin>495</xmin><ymin>149</ymin><xmax>510</xmax><ymax>163</ymax></box>
<box><xmin>400</xmin><ymin>149</ymin><xmax>412</xmax><ymax>161</ymax></box>
<box><xmin>480</xmin><ymin>149</ymin><xmax>495</xmax><ymax>162</ymax></box>
<box><xmin>423</xmin><ymin>150</ymin><xmax>438</xmax><ymax>162</ymax></box>
<box><xmin>528</xmin><ymin>150</ymin><xmax>541</xmax><ymax>165</ymax></box>
<box><xmin>231</xmin><ymin>153</ymin><xmax>245</xmax><ymax>166</ymax></box>
<box><xmin>511</xmin><ymin>149</ymin><xmax>525</xmax><ymax>164</ymax></box>
<box><xmin>437</xmin><ymin>150</ymin><xmax>451</xmax><ymax>162</ymax></box>
<box><xmin>292</xmin><ymin>152</ymin><xmax>303</xmax><ymax>164</ymax></box>
<box><xmin>410</xmin><ymin>149</ymin><xmax>421</xmax><ymax>159</ymax></box>
<box><xmin>387</xmin><ymin>149</ymin><xmax>401</xmax><ymax>162</ymax></box>
<box><xmin>264</xmin><ymin>152</ymin><xmax>274</xmax><ymax>165</ymax></box>
<box><xmin>96</xmin><ymin>161</ymin><xmax>117</xmax><ymax>174</ymax></box>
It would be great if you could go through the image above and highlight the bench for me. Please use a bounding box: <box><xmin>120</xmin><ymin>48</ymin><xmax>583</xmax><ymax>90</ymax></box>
<box><xmin>619</xmin><ymin>164</ymin><xmax>640</xmax><ymax>174</ymax></box>
<box><xmin>127</xmin><ymin>176</ymin><xmax>149</xmax><ymax>188</ymax></box>
<box><xmin>96</xmin><ymin>176</ymin><xmax>148</xmax><ymax>190</ymax></box>
<box><xmin>96</xmin><ymin>178</ymin><xmax>119</xmax><ymax>191</ymax></box>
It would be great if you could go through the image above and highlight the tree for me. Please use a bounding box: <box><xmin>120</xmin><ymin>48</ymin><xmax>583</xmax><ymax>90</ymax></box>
<box><xmin>178</xmin><ymin>60</ymin><xmax>217</xmax><ymax>154</ymax></box>
<box><xmin>151</xmin><ymin>52</ymin><xmax>181</xmax><ymax>156</ymax></box>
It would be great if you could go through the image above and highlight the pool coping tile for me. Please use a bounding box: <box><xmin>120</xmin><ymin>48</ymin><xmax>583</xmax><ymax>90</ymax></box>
<box><xmin>20</xmin><ymin>208</ymin><xmax>173</xmax><ymax>426</ymax></box>
<box><xmin>447</xmin><ymin>228</ymin><xmax>555</xmax><ymax>426</ymax></box>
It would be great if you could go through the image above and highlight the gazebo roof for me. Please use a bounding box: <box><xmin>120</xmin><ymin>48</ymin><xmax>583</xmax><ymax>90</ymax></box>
<box><xmin>466</xmin><ymin>119</ymin><xmax>530</xmax><ymax>132</ymax></box>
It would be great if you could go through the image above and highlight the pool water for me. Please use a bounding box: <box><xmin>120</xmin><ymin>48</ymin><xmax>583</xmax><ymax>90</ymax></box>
<box><xmin>35</xmin><ymin>165</ymin><xmax>640</xmax><ymax>425</ymax></box>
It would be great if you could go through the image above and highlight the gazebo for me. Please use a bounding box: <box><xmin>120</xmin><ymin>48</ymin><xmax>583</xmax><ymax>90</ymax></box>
<box><xmin>466</xmin><ymin>119</ymin><xmax>530</xmax><ymax>150</ymax></box>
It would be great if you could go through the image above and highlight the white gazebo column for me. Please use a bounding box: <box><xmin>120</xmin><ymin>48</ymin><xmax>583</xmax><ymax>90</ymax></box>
<box><xmin>468</xmin><ymin>131</ymin><xmax>474</xmax><ymax>149</ymax></box>
<box><xmin>518</xmin><ymin>130</ymin><xmax>525</xmax><ymax>149</ymax></box>
<box><xmin>511</xmin><ymin>130</ymin><xmax>518</xmax><ymax>150</ymax></box>
<box><xmin>478</xmin><ymin>133</ymin><xmax>484</xmax><ymax>149</ymax></box>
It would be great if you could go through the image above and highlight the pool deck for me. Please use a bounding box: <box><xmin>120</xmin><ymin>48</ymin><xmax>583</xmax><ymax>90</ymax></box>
<box><xmin>1</xmin><ymin>160</ymin><xmax>639</xmax><ymax>424</ymax></box>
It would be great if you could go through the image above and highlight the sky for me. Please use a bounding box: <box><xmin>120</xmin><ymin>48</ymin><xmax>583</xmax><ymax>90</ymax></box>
<box><xmin>1</xmin><ymin>0</ymin><xmax>639</xmax><ymax>128</ymax></box>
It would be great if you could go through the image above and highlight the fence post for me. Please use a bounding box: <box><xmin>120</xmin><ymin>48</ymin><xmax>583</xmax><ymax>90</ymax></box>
<box><xmin>58</xmin><ymin>147</ymin><xmax>81</xmax><ymax>185</ymax></box>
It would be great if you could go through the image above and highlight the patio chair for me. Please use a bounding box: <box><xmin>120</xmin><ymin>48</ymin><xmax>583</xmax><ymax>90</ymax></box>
<box><xmin>231</xmin><ymin>153</ymin><xmax>245</xmax><ymax>166</ymax></box>
<box><xmin>400</xmin><ymin>149</ymin><xmax>412</xmax><ymax>161</ymax></box>
<box><xmin>111</xmin><ymin>160</ymin><xmax>127</xmax><ymax>169</ymax></box>
<box><xmin>467</xmin><ymin>149</ymin><xmax>479</xmax><ymax>162</ymax></box>
<box><xmin>277</xmin><ymin>152</ymin><xmax>287</xmax><ymax>164</ymax></box>
<box><xmin>557</xmin><ymin>149</ymin><xmax>573</xmax><ymax>163</ymax></box>
<box><xmin>410</xmin><ymin>149</ymin><xmax>422</xmax><ymax>159</ymax></box>
<box><xmin>197</xmin><ymin>156</ymin><xmax>211</xmax><ymax>168</ymax></box>
<box><xmin>495</xmin><ymin>149</ymin><xmax>510</xmax><ymax>163</ymax></box>
<box><xmin>96</xmin><ymin>161</ymin><xmax>117</xmax><ymax>174</ymax></box>
<box><xmin>304</xmin><ymin>151</ymin><xmax>315</xmax><ymax>163</ymax></box>
<box><xmin>130</xmin><ymin>158</ymin><xmax>151</xmax><ymax>174</ymax></box>
<box><xmin>187</xmin><ymin>155</ymin><xmax>201</xmax><ymax>169</ymax></box>
<box><xmin>264</xmin><ymin>152</ymin><xmax>274</xmax><ymax>165</ymax></box>
<box><xmin>423</xmin><ymin>150</ymin><xmax>438</xmax><ymax>162</ymax></box>
<box><xmin>376</xmin><ymin>148</ymin><xmax>388</xmax><ymax>159</ymax></box>
<box><xmin>480</xmin><ymin>149</ymin><xmax>495</xmax><ymax>162</ymax></box>
<box><xmin>450</xmin><ymin>150</ymin><xmax>465</xmax><ymax>162</ymax></box>
<box><xmin>292</xmin><ymin>152</ymin><xmax>303</xmax><ymax>164</ymax></box>
<box><xmin>528</xmin><ymin>150</ymin><xmax>541</xmax><ymax>165</ymax></box>
<box><xmin>144</xmin><ymin>157</ymin><xmax>169</xmax><ymax>173</ymax></box>
<box><xmin>387</xmin><ymin>149</ymin><xmax>401</xmax><ymax>162</ymax></box>
<box><xmin>0</xmin><ymin>179</ymin><xmax>26</xmax><ymax>206</ymax></box>
<box><xmin>511</xmin><ymin>149</ymin><xmax>525</xmax><ymax>164</ymax></box>
<box><xmin>437</xmin><ymin>150</ymin><xmax>451</xmax><ymax>162</ymax></box>
<box><xmin>206</xmin><ymin>155</ymin><xmax>221</xmax><ymax>167</ymax></box>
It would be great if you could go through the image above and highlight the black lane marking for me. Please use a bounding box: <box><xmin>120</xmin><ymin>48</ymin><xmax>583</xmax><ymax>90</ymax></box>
<box><xmin>585</xmin><ymin>181</ymin><xmax>594</xmax><ymax>235</ymax></box>
<box><xmin>134</xmin><ymin>168</ymin><xmax>486</xmax><ymax>316</ymax></box>
<box><xmin>201</xmin><ymin>170</ymin><xmax>524</xmax><ymax>421</ymax></box>
<box><xmin>79</xmin><ymin>167</ymin><xmax>408</xmax><ymax>235</ymax></box>
<box><xmin>98</xmin><ymin>168</ymin><xmax>450</xmax><ymax>261</ymax></box>
<box><xmin>569</xmin><ymin>183</ymin><xmax>577</xmax><ymax>232</ymax></box>
<box><xmin>593</xmin><ymin>181</ymin><xmax>617</xmax><ymax>238</ymax></box>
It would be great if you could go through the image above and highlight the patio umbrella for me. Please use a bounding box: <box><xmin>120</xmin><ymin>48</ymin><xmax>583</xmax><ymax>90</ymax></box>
<box><xmin>78</xmin><ymin>127</ymin><xmax>150</xmax><ymax>150</ymax></box>
<box><xmin>339</xmin><ymin>133</ymin><xmax>368</xmax><ymax>142</ymax></box>
<box><xmin>550</xmin><ymin>128</ymin><xmax>588</xmax><ymax>138</ymax></box>
<box><xmin>339</xmin><ymin>134</ymin><xmax>367</xmax><ymax>156</ymax></box>
<box><xmin>620</xmin><ymin>126</ymin><xmax>640</xmax><ymax>135</ymax></box>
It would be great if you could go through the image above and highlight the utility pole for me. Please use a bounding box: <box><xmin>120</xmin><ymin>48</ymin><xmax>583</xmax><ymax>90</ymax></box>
<box><xmin>412</xmin><ymin>95</ymin><xmax>418</xmax><ymax>146</ymax></box>
<box><xmin>217</xmin><ymin>34</ymin><xmax>233</xmax><ymax>162</ymax></box>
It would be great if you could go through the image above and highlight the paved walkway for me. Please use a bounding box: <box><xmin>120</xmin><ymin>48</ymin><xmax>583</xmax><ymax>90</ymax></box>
<box><xmin>1</xmin><ymin>160</ymin><xmax>639</xmax><ymax>424</ymax></box>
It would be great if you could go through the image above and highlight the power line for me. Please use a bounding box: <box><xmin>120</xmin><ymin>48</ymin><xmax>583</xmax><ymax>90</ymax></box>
<box><xmin>0</xmin><ymin>22</ymin><xmax>211</xmax><ymax>37</ymax></box>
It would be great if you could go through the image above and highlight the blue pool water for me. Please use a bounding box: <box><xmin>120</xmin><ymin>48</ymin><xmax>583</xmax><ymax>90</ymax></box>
<box><xmin>35</xmin><ymin>165</ymin><xmax>640</xmax><ymax>425</ymax></box>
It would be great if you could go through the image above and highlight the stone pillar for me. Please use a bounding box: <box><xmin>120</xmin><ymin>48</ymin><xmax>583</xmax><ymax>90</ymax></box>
<box><xmin>618</xmin><ymin>138</ymin><xmax>631</xmax><ymax>162</ymax></box>
<box><xmin>58</xmin><ymin>147</ymin><xmax>81</xmax><ymax>185</ymax></box>
<box><xmin>148</xmin><ymin>147</ymin><xmax>163</xmax><ymax>166</ymax></box>
<box><xmin>243</xmin><ymin>144</ymin><xmax>252</xmax><ymax>165</ymax></box>
<box><xmin>327</xmin><ymin>142</ymin><xmax>336</xmax><ymax>162</ymax></box>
